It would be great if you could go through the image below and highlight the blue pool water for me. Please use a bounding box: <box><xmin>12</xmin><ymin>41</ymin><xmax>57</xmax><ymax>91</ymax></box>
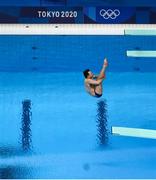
<box><xmin>0</xmin><ymin>35</ymin><xmax>156</xmax><ymax>178</ymax></box>
<box><xmin>0</xmin><ymin>72</ymin><xmax>156</xmax><ymax>178</ymax></box>
<box><xmin>1</xmin><ymin>35</ymin><xmax>156</xmax><ymax>72</ymax></box>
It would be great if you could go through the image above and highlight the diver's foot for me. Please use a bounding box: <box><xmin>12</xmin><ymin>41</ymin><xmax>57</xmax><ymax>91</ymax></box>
<box><xmin>104</xmin><ymin>58</ymin><xmax>108</xmax><ymax>67</ymax></box>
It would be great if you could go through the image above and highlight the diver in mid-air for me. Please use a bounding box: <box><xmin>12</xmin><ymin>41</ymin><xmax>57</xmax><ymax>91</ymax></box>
<box><xmin>83</xmin><ymin>58</ymin><xmax>108</xmax><ymax>98</ymax></box>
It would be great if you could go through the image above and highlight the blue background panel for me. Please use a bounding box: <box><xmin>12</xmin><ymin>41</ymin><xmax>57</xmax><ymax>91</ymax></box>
<box><xmin>0</xmin><ymin>0</ymin><xmax>40</xmax><ymax>6</ymax></box>
<box><xmin>67</xmin><ymin>0</ymin><xmax>156</xmax><ymax>6</ymax></box>
<box><xmin>0</xmin><ymin>0</ymin><xmax>156</xmax><ymax>7</ymax></box>
<box><xmin>136</xmin><ymin>10</ymin><xmax>150</xmax><ymax>24</ymax></box>
<box><xmin>1</xmin><ymin>7</ymin><xmax>156</xmax><ymax>24</ymax></box>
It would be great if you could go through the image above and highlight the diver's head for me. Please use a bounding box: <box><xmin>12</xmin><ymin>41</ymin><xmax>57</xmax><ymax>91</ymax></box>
<box><xmin>83</xmin><ymin>69</ymin><xmax>93</xmax><ymax>79</ymax></box>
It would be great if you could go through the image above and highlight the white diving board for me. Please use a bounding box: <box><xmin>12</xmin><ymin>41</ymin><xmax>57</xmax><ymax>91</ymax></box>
<box><xmin>127</xmin><ymin>50</ymin><xmax>156</xmax><ymax>57</ymax></box>
<box><xmin>125</xmin><ymin>29</ymin><xmax>156</xmax><ymax>36</ymax></box>
<box><xmin>112</xmin><ymin>126</ymin><xmax>156</xmax><ymax>139</ymax></box>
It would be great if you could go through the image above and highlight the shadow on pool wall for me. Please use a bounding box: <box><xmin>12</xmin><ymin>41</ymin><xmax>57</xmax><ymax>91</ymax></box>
<box><xmin>96</xmin><ymin>99</ymin><xmax>109</xmax><ymax>147</ymax></box>
<box><xmin>0</xmin><ymin>99</ymin><xmax>33</xmax><ymax>155</ymax></box>
<box><xmin>0</xmin><ymin>166</ymin><xmax>33</xmax><ymax>179</ymax></box>
<box><xmin>0</xmin><ymin>99</ymin><xmax>34</xmax><ymax>179</ymax></box>
<box><xmin>21</xmin><ymin>99</ymin><xmax>32</xmax><ymax>152</ymax></box>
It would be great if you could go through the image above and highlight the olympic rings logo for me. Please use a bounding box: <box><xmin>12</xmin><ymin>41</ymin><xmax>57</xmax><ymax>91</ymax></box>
<box><xmin>100</xmin><ymin>9</ymin><xmax>120</xmax><ymax>19</ymax></box>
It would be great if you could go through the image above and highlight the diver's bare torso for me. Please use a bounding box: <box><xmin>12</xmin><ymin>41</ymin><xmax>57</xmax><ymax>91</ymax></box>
<box><xmin>84</xmin><ymin>79</ymin><xmax>97</xmax><ymax>96</ymax></box>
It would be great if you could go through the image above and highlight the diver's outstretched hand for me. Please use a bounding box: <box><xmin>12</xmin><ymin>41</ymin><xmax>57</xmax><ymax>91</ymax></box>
<box><xmin>103</xmin><ymin>58</ymin><xmax>108</xmax><ymax>67</ymax></box>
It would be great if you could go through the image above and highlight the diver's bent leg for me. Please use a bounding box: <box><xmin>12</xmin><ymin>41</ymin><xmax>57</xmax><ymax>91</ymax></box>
<box><xmin>97</xmin><ymin>66</ymin><xmax>106</xmax><ymax>80</ymax></box>
<box><xmin>97</xmin><ymin>59</ymin><xmax>108</xmax><ymax>80</ymax></box>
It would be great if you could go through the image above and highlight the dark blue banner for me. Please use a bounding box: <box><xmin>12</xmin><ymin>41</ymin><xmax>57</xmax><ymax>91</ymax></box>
<box><xmin>0</xmin><ymin>6</ymin><xmax>156</xmax><ymax>24</ymax></box>
<box><xmin>0</xmin><ymin>0</ymin><xmax>156</xmax><ymax>7</ymax></box>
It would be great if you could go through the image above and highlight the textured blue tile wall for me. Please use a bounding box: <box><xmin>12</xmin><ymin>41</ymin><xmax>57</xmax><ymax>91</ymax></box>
<box><xmin>0</xmin><ymin>35</ymin><xmax>156</xmax><ymax>72</ymax></box>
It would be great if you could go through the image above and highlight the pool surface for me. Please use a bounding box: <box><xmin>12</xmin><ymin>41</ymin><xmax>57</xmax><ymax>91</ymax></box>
<box><xmin>0</xmin><ymin>35</ymin><xmax>156</xmax><ymax>178</ymax></box>
<box><xmin>0</xmin><ymin>72</ymin><xmax>156</xmax><ymax>178</ymax></box>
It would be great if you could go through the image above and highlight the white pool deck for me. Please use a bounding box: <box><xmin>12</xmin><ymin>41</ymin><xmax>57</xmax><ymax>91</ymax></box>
<box><xmin>0</xmin><ymin>24</ymin><xmax>156</xmax><ymax>35</ymax></box>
